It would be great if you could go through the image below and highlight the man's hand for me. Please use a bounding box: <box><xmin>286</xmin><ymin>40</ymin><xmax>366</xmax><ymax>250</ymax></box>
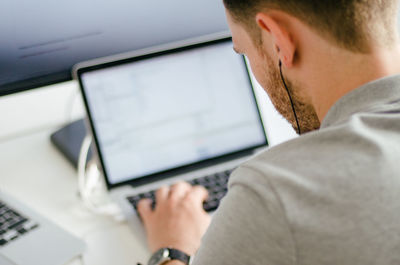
<box><xmin>137</xmin><ymin>182</ymin><xmax>211</xmax><ymax>256</ymax></box>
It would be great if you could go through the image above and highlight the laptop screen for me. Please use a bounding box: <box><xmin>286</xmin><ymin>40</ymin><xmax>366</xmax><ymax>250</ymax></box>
<box><xmin>79</xmin><ymin>39</ymin><xmax>267</xmax><ymax>186</ymax></box>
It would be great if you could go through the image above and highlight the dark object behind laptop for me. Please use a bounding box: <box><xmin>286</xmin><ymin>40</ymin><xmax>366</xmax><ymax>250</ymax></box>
<box><xmin>50</xmin><ymin>119</ymin><xmax>93</xmax><ymax>169</ymax></box>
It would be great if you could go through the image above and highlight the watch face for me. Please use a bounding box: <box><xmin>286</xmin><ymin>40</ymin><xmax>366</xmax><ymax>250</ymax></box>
<box><xmin>148</xmin><ymin>248</ymin><xmax>170</xmax><ymax>265</ymax></box>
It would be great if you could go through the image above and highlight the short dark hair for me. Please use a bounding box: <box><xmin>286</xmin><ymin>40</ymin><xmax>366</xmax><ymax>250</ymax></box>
<box><xmin>223</xmin><ymin>0</ymin><xmax>399</xmax><ymax>52</ymax></box>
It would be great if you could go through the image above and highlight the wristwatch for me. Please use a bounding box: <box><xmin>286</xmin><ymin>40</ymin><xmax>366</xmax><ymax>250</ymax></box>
<box><xmin>148</xmin><ymin>248</ymin><xmax>192</xmax><ymax>265</ymax></box>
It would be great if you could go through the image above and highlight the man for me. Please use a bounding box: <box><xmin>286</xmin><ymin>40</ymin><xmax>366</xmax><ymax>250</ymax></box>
<box><xmin>138</xmin><ymin>1</ymin><xmax>400</xmax><ymax>264</ymax></box>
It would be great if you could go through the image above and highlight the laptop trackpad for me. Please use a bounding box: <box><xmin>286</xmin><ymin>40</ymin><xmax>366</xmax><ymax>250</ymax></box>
<box><xmin>3</xmin><ymin>225</ymin><xmax>84</xmax><ymax>265</ymax></box>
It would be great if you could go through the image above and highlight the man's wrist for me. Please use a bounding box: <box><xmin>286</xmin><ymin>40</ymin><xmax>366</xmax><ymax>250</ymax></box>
<box><xmin>148</xmin><ymin>247</ymin><xmax>192</xmax><ymax>265</ymax></box>
<box><xmin>165</xmin><ymin>261</ymin><xmax>185</xmax><ymax>265</ymax></box>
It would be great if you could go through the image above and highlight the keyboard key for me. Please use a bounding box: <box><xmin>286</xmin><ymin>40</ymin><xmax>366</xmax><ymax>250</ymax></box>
<box><xmin>0</xmin><ymin>239</ymin><xmax>7</xmax><ymax>246</ymax></box>
<box><xmin>22</xmin><ymin>220</ymin><xmax>38</xmax><ymax>231</ymax></box>
<box><xmin>30</xmin><ymin>224</ymin><xmax>39</xmax><ymax>231</ymax></box>
<box><xmin>3</xmin><ymin>230</ymin><xmax>18</xmax><ymax>241</ymax></box>
<box><xmin>203</xmin><ymin>199</ymin><xmax>219</xmax><ymax>212</ymax></box>
<box><xmin>17</xmin><ymin>227</ymin><xmax>28</xmax><ymax>235</ymax></box>
<box><xmin>129</xmin><ymin>195</ymin><xmax>141</xmax><ymax>203</ymax></box>
<box><xmin>188</xmin><ymin>179</ymin><xmax>198</xmax><ymax>185</ymax></box>
<box><xmin>217</xmin><ymin>191</ymin><xmax>227</xmax><ymax>199</ymax></box>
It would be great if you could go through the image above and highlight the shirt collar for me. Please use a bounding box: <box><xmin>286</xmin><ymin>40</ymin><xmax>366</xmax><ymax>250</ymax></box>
<box><xmin>321</xmin><ymin>74</ymin><xmax>400</xmax><ymax>128</ymax></box>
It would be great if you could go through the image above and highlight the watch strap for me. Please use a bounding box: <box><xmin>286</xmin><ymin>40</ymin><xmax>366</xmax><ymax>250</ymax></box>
<box><xmin>168</xmin><ymin>248</ymin><xmax>192</xmax><ymax>265</ymax></box>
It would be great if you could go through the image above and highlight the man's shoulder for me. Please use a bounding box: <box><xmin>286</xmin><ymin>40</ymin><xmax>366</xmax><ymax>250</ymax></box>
<box><xmin>240</xmin><ymin>125</ymin><xmax>351</xmax><ymax>179</ymax></box>
<box><xmin>233</xmin><ymin>111</ymin><xmax>400</xmax><ymax>194</ymax></box>
<box><xmin>246</xmin><ymin>109</ymin><xmax>400</xmax><ymax>173</ymax></box>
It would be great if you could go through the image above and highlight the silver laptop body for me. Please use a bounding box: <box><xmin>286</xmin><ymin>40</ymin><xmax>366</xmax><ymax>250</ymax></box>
<box><xmin>74</xmin><ymin>34</ymin><xmax>269</xmax><ymax>237</ymax></box>
<box><xmin>0</xmin><ymin>191</ymin><xmax>85</xmax><ymax>265</ymax></box>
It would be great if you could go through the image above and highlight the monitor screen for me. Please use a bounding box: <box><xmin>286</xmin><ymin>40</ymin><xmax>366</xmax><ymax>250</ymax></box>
<box><xmin>80</xmin><ymin>40</ymin><xmax>267</xmax><ymax>186</ymax></box>
<box><xmin>0</xmin><ymin>0</ymin><xmax>228</xmax><ymax>96</ymax></box>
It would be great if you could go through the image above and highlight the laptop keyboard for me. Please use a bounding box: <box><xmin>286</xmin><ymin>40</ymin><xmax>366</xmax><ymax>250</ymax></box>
<box><xmin>127</xmin><ymin>168</ymin><xmax>234</xmax><ymax>213</ymax></box>
<box><xmin>0</xmin><ymin>200</ymin><xmax>39</xmax><ymax>247</ymax></box>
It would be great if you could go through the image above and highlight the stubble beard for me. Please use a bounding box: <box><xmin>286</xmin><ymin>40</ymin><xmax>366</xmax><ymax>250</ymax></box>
<box><xmin>259</xmin><ymin>52</ymin><xmax>321</xmax><ymax>134</ymax></box>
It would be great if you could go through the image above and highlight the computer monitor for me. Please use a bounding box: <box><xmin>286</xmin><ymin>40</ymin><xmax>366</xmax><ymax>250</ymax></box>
<box><xmin>0</xmin><ymin>0</ymin><xmax>228</xmax><ymax>96</ymax></box>
<box><xmin>2</xmin><ymin>2</ymin><xmax>400</xmax><ymax>97</ymax></box>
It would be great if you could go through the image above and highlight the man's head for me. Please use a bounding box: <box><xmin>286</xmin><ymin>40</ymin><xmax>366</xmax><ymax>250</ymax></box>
<box><xmin>224</xmin><ymin>0</ymin><xmax>399</xmax><ymax>53</ymax></box>
<box><xmin>224</xmin><ymin>0</ymin><xmax>400</xmax><ymax>133</ymax></box>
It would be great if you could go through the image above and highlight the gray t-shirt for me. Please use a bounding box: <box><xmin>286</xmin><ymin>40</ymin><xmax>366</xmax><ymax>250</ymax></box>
<box><xmin>192</xmin><ymin>75</ymin><xmax>400</xmax><ymax>265</ymax></box>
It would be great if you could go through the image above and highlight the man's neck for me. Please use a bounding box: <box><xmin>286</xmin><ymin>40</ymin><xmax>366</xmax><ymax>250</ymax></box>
<box><xmin>307</xmin><ymin>44</ymin><xmax>400</xmax><ymax>122</ymax></box>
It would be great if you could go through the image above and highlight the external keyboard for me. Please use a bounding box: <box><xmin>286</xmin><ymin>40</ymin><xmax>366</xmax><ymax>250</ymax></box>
<box><xmin>127</xmin><ymin>168</ymin><xmax>234</xmax><ymax>213</ymax></box>
<box><xmin>0</xmin><ymin>200</ymin><xmax>39</xmax><ymax>247</ymax></box>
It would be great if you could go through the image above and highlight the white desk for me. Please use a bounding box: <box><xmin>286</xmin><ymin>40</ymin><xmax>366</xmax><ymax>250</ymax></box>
<box><xmin>0</xmin><ymin>80</ymin><xmax>296</xmax><ymax>265</ymax></box>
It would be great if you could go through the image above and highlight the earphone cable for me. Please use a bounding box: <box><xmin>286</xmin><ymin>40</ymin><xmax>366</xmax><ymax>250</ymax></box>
<box><xmin>279</xmin><ymin>60</ymin><xmax>301</xmax><ymax>135</ymax></box>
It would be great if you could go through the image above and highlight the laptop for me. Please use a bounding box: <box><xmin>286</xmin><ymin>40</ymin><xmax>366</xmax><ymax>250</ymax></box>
<box><xmin>0</xmin><ymin>191</ymin><xmax>85</xmax><ymax>265</ymax></box>
<box><xmin>73</xmin><ymin>34</ymin><xmax>268</xmax><ymax>234</ymax></box>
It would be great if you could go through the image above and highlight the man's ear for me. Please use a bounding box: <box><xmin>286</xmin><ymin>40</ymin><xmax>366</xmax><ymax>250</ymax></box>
<box><xmin>255</xmin><ymin>12</ymin><xmax>295</xmax><ymax>68</ymax></box>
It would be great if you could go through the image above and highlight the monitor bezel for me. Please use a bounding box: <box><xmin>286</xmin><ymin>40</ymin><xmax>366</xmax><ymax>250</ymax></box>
<box><xmin>76</xmin><ymin>37</ymin><xmax>268</xmax><ymax>190</ymax></box>
<box><xmin>0</xmin><ymin>71</ymin><xmax>71</xmax><ymax>97</ymax></box>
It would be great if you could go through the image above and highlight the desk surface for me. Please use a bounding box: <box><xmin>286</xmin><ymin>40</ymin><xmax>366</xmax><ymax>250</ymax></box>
<box><xmin>0</xmin><ymin>128</ymin><xmax>151</xmax><ymax>265</ymax></box>
<box><xmin>0</xmin><ymin>80</ymin><xmax>295</xmax><ymax>265</ymax></box>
